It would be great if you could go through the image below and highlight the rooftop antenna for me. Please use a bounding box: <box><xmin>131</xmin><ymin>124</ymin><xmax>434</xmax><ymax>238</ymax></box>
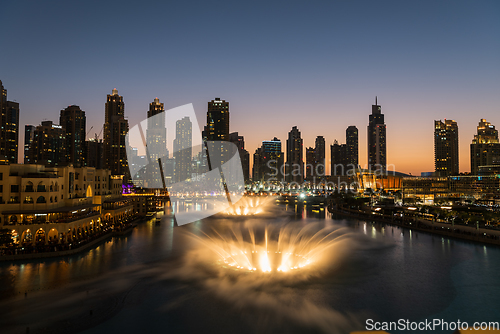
<box><xmin>376</xmin><ymin>96</ymin><xmax>378</xmax><ymax>105</ymax></box>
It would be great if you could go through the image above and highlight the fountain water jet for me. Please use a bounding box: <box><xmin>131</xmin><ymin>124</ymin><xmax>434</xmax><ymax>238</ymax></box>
<box><xmin>221</xmin><ymin>195</ymin><xmax>272</xmax><ymax>216</ymax></box>
<box><xmin>185</xmin><ymin>220</ymin><xmax>355</xmax><ymax>276</ymax></box>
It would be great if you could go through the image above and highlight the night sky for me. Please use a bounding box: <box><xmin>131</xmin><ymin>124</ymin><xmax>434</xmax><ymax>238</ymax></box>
<box><xmin>1</xmin><ymin>0</ymin><xmax>499</xmax><ymax>175</ymax></box>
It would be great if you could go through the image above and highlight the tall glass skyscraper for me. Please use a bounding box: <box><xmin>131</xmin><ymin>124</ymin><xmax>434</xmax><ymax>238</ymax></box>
<box><xmin>207</xmin><ymin>98</ymin><xmax>230</xmax><ymax>165</ymax></box>
<box><xmin>367</xmin><ymin>97</ymin><xmax>386</xmax><ymax>171</ymax></box>
<box><xmin>174</xmin><ymin>116</ymin><xmax>192</xmax><ymax>182</ymax></box>
<box><xmin>286</xmin><ymin>126</ymin><xmax>303</xmax><ymax>184</ymax></box>
<box><xmin>60</xmin><ymin>105</ymin><xmax>86</xmax><ymax>167</ymax></box>
<box><xmin>434</xmin><ymin>119</ymin><xmax>459</xmax><ymax>176</ymax></box>
<box><xmin>103</xmin><ymin>88</ymin><xmax>129</xmax><ymax>180</ymax></box>
<box><xmin>470</xmin><ymin>119</ymin><xmax>500</xmax><ymax>175</ymax></box>
<box><xmin>0</xmin><ymin>80</ymin><xmax>20</xmax><ymax>164</ymax></box>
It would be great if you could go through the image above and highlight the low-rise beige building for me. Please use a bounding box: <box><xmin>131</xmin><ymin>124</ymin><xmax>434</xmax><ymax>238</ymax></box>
<box><xmin>0</xmin><ymin>164</ymin><xmax>135</xmax><ymax>246</ymax></box>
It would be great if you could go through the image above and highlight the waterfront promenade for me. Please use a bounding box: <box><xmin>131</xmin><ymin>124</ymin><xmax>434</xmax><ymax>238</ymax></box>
<box><xmin>0</xmin><ymin>221</ymin><xmax>138</xmax><ymax>262</ymax></box>
<box><xmin>329</xmin><ymin>205</ymin><xmax>500</xmax><ymax>246</ymax></box>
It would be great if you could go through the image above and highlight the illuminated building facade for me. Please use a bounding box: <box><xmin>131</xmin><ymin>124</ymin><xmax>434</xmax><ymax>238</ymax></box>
<box><xmin>346</xmin><ymin>126</ymin><xmax>359</xmax><ymax>167</ymax></box>
<box><xmin>254</xmin><ymin>138</ymin><xmax>284</xmax><ymax>182</ymax></box>
<box><xmin>286</xmin><ymin>126</ymin><xmax>304</xmax><ymax>184</ymax></box>
<box><xmin>207</xmin><ymin>98</ymin><xmax>229</xmax><ymax>164</ymax></box>
<box><xmin>103</xmin><ymin>88</ymin><xmax>129</xmax><ymax>180</ymax></box>
<box><xmin>434</xmin><ymin>119</ymin><xmax>459</xmax><ymax>176</ymax></box>
<box><xmin>367</xmin><ymin>97</ymin><xmax>386</xmax><ymax>171</ymax></box>
<box><xmin>146</xmin><ymin>98</ymin><xmax>166</xmax><ymax>186</ymax></box>
<box><xmin>0</xmin><ymin>80</ymin><xmax>20</xmax><ymax>164</ymax></box>
<box><xmin>331</xmin><ymin>126</ymin><xmax>358</xmax><ymax>176</ymax></box>
<box><xmin>470</xmin><ymin>119</ymin><xmax>500</xmax><ymax>175</ymax></box>
<box><xmin>24</xmin><ymin>125</ymin><xmax>35</xmax><ymax>164</ymax></box>
<box><xmin>60</xmin><ymin>105</ymin><xmax>86</xmax><ymax>167</ymax></box>
<box><xmin>0</xmin><ymin>163</ymin><xmax>136</xmax><ymax>246</ymax></box>
<box><xmin>403</xmin><ymin>175</ymin><xmax>500</xmax><ymax>204</ymax></box>
<box><xmin>29</xmin><ymin>121</ymin><xmax>67</xmax><ymax>166</ymax></box>
<box><xmin>173</xmin><ymin>116</ymin><xmax>192</xmax><ymax>182</ymax></box>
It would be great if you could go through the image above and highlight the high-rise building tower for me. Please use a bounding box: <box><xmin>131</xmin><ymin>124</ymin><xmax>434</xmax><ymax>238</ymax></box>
<box><xmin>146</xmin><ymin>98</ymin><xmax>166</xmax><ymax>186</ymax></box>
<box><xmin>305</xmin><ymin>136</ymin><xmax>326</xmax><ymax>181</ymax></box>
<box><xmin>24</xmin><ymin>125</ymin><xmax>35</xmax><ymax>164</ymax></box>
<box><xmin>60</xmin><ymin>105</ymin><xmax>86</xmax><ymax>167</ymax></box>
<box><xmin>367</xmin><ymin>97</ymin><xmax>386</xmax><ymax>171</ymax></box>
<box><xmin>85</xmin><ymin>138</ymin><xmax>103</xmax><ymax>169</ymax></box>
<box><xmin>207</xmin><ymin>98</ymin><xmax>230</xmax><ymax>164</ymax></box>
<box><xmin>229</xmin><ymin>132</ymin><xmax>250</xmax><ymax>182</ymax></box>
<box><xmin>286</xmin><ymin>126</ymin><xmax>303</xmax><ymax>184</ymax></box>
<box><xmin>260</xmin><ymin>138</ymin><xmax>284</xmax><ymax>181</ymax></box>
<box><xmin>346</xmin><ymin>126</ymin><xmax>359</xmax><ymax>167</ymax></box>
<box><xmin>207</xmin><ymin>98</ymin><xmax>229</xmax><ymax>141</ymax></box>
<box><xmin>331</xmin><ymin>140</ymin><xmax>344</xmax><ymax>176</ymax></box>
<box><xmin>314</xmin><ymin>136</ymin><xmax>325</xmax><ymax>178</ymax></box>
<box><xmin>434</xmin><ymin>119</ymin><xmax>459</xmax><ymax>176</ymax></box>
<box><xmin>147</xmin><ymin>98</ymin><xmax>166</xmax><ymax>158</ymax></box>
<box><xmin>0</xmin><ymin>80</ymin><xmax>20</xmax><ymax>164</ymax></box>
<box><xmin>174</xmin><ymin>116</ymin><xmax>192</xmax><ymax>182</ymax></box>
<box><xmin>30</xmin><ymin>121</ymin><xmax>67</xmax><ymax>166</ymax></box>
<box><xmin>103</xmin><ymin>88</ymin><xmax>129</xmax><ymax>180</ymax></box>
<box><xmin>305</xmin><ymin>147</ymin><xmax>315</xmax><ymax>181</ymax></box>
<box><xmin>252</xmin><ymin>147</ymin><xmax>263</xmax><ymax>182</ymax></box>
<box><xmin>470</xmin><ymin>119</ymin><xmax>500</xmax><ymax>175</ymax></box>
<box><xmin>331</xmin><ymin>126</ymin><xmax>359</xmax><ymax>176</ymax></box>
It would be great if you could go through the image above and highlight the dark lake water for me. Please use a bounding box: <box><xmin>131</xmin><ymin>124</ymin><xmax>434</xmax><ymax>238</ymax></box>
<box><xmin>1</xmin><ymin>203</ymin><xmax>499</xmax><ymax>334</ymax></box>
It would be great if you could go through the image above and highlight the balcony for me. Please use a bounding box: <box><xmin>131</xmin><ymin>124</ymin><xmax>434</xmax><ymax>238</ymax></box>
<box><xmin>12</xmin><ymin>211</ymin><xmax>101</xmax><ymax>226</ymax></box>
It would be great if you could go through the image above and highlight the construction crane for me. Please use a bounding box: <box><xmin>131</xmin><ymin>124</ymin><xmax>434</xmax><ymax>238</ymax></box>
<box><xmin>94</xmin><ymin>126</ymin><xmax>104</xmax><ymax>142</ymax></box>
<box><xmin>86</xmin><ymin>126</ymin><xmax>94</xmax><ymax>138</ymax></box>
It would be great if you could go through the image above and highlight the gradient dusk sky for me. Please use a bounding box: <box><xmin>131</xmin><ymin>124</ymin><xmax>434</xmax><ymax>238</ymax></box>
<box><xmin>1</xmin><ymin>0</ymin><xmax>499</xmax><ymax>175</ymax></box>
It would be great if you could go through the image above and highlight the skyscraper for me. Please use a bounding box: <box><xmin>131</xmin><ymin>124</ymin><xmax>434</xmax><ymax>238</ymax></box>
<box><xmin>367</xmin><ymin>97</ymin><xmax>386</xmax><ymax>171</ymax></box>
<box><xmin>30</xmin><ymin>121</ymin><xmax>67</xmax><ymax>166</ymax></box>
<box><xmin>146</xmin><ymin>98</ymin><xmax>166</xmax><ymax>186</ymax></box>
<box><xmin>60</xmin><ymin>105</ymin><xmax>86</xmax><ymax>167</ymax></box>
<box><xmin>173</xmin><ymin>116</ymin><xmax>192</xmax><ymax>182</ymax></box>
<box><xmin>346</xmin><ymin>126</ymin><xmax>359</xmax><ymax>167</ymax></box>
<box><xmin>85</xmin><ymin>138</ymin><xmax>103</xmax><ymax>169</ymax></box>
<box><xmin>103</xmin><ymin>88</ymin><xmax>129</xmax><ymax>180</ymax></box>
<box><xmin>261</xmin><ymin>138</ymin><xmax>284</xmax><ymax>182</ymax></box>
<box><xmin>286</xmin><ymin>126</ymin><xmax>303</xmax><ymax>184</ymax></box>
<box><xmin>252</xmin><ymin>147</ymin><xmax>263</xmax><ymax>182</ymax></box>
<box><xmin>0</xmin><ymin>80</ymin><xmax>20</xmax><ymax>164</ymax></box>
<box><xmin>331</xmin><ymin>126</ymin><xmax>358</xmax><ymax>176</ymax></box>
<box><xmin>207</xmin><ymin>98</ymin><xmax>230</xmax><ymax>164</ymax></box>
<box><xmin>305</xmin><ymin>136</ymin><xmax>326</xmax><ymax>181</ymax></box>
<box><xmin>470</xmin><ymin>119</ymin><xmax>500</xmax><ymax>175</ymax></box>
<box><xmin>207</xmin><ymin>98</ymin><xmax>229</xmax><ymax>141</ymax></box>
<box><xmin>330</xmin><ymin>140</ymin><xmax>344</xmax><ymax>176</ymax></box>
<box><xmin>434</xmin><ymin>119</ymin><xmax>459</xmax><ymax>176</ymax></box>
<box><xmin>314</xmin><ymin>136</ymin><xmax>325</xmax><ymax>178</ymax></box>
<box><xmin>24</xmin><ymin>125</ymin><xmax>35</xmax><ymax>164</ymax></box>
<box><xmin>229</xmin><ymin>132</ymin><xmax>250</xmax><ymax>182</ymax></box>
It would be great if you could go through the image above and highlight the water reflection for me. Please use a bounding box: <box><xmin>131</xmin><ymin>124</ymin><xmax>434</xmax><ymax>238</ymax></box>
<box><xmin>0</xmin><ymin>200</ymin><xmax>499</xmax><ymax>334</ymax></box>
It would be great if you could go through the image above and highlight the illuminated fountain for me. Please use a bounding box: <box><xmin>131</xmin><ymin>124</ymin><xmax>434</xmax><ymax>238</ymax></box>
<box><xmin>219</xmin><ymin>195</ymin><xmax>276</xmax><ymax>217</ymax></box>
<box><xmin>186</xmin><ymin>221</ymin><xmax>354</xmax><ymax>275</ymax></box>
<box><xmin>167</xmin><ymin>220</ymin><xmax>368</xmax><ymax>333</ymax></box>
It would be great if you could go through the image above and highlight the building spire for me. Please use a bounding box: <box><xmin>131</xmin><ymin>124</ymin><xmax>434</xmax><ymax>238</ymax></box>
<box><xmin>375</xmin><ymin>96</ymin><xmax>378</xmax><ymax>105</ymax></box>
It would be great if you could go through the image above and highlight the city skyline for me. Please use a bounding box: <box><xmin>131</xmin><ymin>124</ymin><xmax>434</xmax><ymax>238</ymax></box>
<box><xmin>1</xmin><ymin>1</ymin><xmax>499</xmax><ymax>175</ymax></box>
<box><xmin>6</xmin><ymin>82</ymin><xmax>500</xmax><ymax>177</ymax></box>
